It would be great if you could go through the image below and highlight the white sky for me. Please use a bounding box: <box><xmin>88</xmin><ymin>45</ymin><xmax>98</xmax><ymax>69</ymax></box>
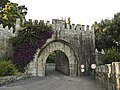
<box><xmin>10</xmin><ymin>0</ymin><xmax>120</xmax><ymax>25</ymax></box>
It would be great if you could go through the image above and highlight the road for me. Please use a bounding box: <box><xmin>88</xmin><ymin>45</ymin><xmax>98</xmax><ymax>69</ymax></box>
<box><xmin>0</xmin><ymin>65</ymin><xmax>105</xmax><ymax>90</ymax></box>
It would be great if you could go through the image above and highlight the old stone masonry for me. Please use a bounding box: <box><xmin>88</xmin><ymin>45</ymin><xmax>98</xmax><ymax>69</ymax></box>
<box><xmin>27</xmin><ymin>18</ymin><xmax>95</xmax><ymax>77</ymax></box>
<box><xmin>0</xmin><ymin>18</ymin><xmax>96</xmax><ymax>77</ymax></box>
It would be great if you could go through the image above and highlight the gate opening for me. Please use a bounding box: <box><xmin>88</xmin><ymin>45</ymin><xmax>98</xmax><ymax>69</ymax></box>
<box><xmin>45</xmin><ymin>50</ymin><xmax>70</xmax><ymax>76</ymax></box>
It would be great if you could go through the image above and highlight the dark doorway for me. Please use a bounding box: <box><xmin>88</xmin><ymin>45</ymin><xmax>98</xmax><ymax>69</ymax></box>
<box><xmin>45</xmin><ymin>50</ymin><xmax>70</xmax><ymax>76</ymax></box>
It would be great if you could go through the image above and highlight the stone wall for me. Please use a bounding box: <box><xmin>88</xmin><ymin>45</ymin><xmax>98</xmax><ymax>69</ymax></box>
<box><xmin>55</xmin><ymin>50</ymin><xmax>70</xmax><ymax>75</ymax></box>
<box><xmin>95</xmin><ymin>62</ymin><xmax>120</xmax><ymax>90</ymax></box>
<box><xmin>0</xmin><ymin>19</ymin><xmax>20</xmax><ymax>58</ymax></box>
<box><xmin>0</xmin><ymin>24</ymin><xmax>14</xmax><ymax>58</ymax></box>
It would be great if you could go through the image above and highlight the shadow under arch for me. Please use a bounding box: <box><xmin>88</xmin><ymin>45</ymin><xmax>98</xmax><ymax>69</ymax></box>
<box><xmin>45</xmin><ymin>50</ymin><xmax>70</xmax><ymax>76</ymax></box>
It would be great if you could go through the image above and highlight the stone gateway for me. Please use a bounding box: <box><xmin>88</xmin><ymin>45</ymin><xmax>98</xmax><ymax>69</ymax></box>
<box><xmin>26</xmin><ymin>18</ymin><xmax>96</xmax><ymax>77</ymax></box>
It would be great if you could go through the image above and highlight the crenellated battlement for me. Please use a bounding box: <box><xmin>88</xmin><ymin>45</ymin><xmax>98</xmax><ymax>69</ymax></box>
<box><xmin>25</xmin><ymin>18</ymin><xmax>94</xmax><ymax>37</ymax></box>
<box><xmin>0</xmin><ymin>24</ymin><xmax>15</xmax><ymax>38</ymax></box>
<box><xmin>0</xmin><ymin>18</ymin><xmax>95</xmax><ymax>44</ymax></box>
<box><xmin>0</xmin><ymin>18</ymin><xmax>94</xmax><ymax>38</ymax></box>
<box><xmin>52</xmin><ymin>18</ymin><xmax>94</xmax><ymax>31</ymax></box>
<box><xmin>25</xmin><ymin>19</ymin><xmax>49</xmax><ymax>26</ymax></box>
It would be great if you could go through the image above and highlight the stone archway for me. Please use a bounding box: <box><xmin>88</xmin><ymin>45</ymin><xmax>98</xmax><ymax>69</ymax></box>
<box><xmin>28</xmin><ymin>40</ymin><xmax>78</xmax><ymax>77</ymax></box>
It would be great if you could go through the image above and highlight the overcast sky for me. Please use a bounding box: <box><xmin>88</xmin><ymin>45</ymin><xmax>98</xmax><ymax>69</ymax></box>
<box><xmin>10</xmin><ymin>0</ymin><xmax>120</xmax><ymax>25</ymax></box>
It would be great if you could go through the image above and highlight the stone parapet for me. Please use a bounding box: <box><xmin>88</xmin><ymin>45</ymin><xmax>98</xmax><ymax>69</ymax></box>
<box><xmin>95</xmin><ymin>62</ymin><xmax>120</xmax><ymax>90</ymax></box>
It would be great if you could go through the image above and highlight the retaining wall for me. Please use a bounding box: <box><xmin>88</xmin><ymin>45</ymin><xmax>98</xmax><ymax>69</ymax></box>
<box><xmin>95</xmin><ymin>62</ymin><xmax>120</xmax><ymax>90</ymax></box>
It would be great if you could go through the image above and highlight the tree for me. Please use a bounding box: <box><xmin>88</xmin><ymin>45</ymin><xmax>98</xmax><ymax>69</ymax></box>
<box><xmin>94</xmin><ymin>13</ymin><xmax>120</xmax><ymax>51</ymax></box>
<box><xmin>0</xmin><ymin>1</ymin><xmax>27</xmax><ymax>31</ymax></box>
<box><xmin>18</xmin><ymin>5</ymin><xmax>27</xmax><ymax>19</ymax></box>
<box><xmin>112</xmin><ymin>13</ymin><xmax>120</xmax><ymax>48</ymax></box>
<box><xmin>0</xmin><ymin>0</ymin><xmax>10</xmax><ymax>11</ymax></box>
<box><xmin>100</xmin><ymin>48</ymin><xmax>120</xmax><ymax>64</ymax></box>
<box><xmin>94</xmin><ymin>12</ymin><xmax>120</xmax><ymax>64</ymax></box>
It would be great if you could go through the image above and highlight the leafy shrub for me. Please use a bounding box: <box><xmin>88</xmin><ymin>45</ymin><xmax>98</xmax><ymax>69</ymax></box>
<box><xmin>10</xmin><ymin>21</ymin><xmax>53</xmax><ymax>72</ymax></box>
<box><xmin>100</xmin><ymin>48</ymin><xmax>120</xmax><ymax>64</ymax></box>
<box><xmin>0</xmin><ymin>60</ymin><xmax>16</xmax><ymax>77</ymax></box>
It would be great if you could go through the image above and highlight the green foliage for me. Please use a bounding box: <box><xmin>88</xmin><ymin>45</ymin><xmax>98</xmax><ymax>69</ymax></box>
<box><xmin>94</xmin><ymin>12</ymin><xmax>120</xmax><ymax>52</ymax></box>
<box><xmin>94</xmin><ymin>12</ymin><xmax>120</xmax><ymax>64</ymax></box>
<box><xmin>0</xmin><ymin>1</ymin><xmax>27</xmax><ymax>30</ymax></box>
<box><xmin>10</xmin><ymin>21</ymin><xmax>52</xmax><ymax>50</ymax></box>
<box><xmin>99</xmin><ymin>48</ymin><xmax>120</xmax><ymax>64</ymax></box>
<box><xmin>10</xmin><ymin>21</ymin><xmax>53</xmax><ymax>72</ymax></box>
<box><xmin>47</xmin><ymin>52</ymin><xmax>56</xmax><ymax>63</ymax></box>
<box><xmin>0</xmin><ymin>0</ymin><xmax>10</xmax><ymax>10</ymax></box>
<box><xmin>0</xmin><ymin>57</ymin><xmax>12</xmax><ymax>61</ymax></box>
<box><xmin>0</xmin><ymin>60</ymin><xmax>16</xmax><ymax>77</ymax></box>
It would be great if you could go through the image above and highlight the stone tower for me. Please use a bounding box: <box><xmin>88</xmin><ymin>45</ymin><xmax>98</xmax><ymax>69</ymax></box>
<box><xmin>51</xmin><ymin>18</ymin><xmax>95</xmax><ymax>75</ymax></box>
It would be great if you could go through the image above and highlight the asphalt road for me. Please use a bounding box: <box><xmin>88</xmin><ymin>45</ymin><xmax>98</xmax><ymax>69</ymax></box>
<box><xmin>0</xmin><ymin>66</ymin><xmax>105</xmax><ymax>90</ymax></box>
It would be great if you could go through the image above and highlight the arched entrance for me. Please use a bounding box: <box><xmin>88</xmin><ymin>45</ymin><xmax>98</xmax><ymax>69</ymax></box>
<box><xmin>46</xmin><ymin>50</ymin><xmax>70</xmax><ymax>76</ymax></box>
<box><xmin>28</xmin><ymin>40</ymin><xmax>78</xmax><ymax>77</ymax></box>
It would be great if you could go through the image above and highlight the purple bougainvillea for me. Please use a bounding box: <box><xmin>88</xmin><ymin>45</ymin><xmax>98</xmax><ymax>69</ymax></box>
<box><xmin>11</xmin><ymin>23</ymin><xmax>53</xmax><ymax>72</ymax></box>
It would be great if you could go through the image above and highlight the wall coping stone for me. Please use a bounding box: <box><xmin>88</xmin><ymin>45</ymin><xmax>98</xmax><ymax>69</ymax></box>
<box><xmin>0</xmin><ymin>73</ymin><xmax>32</xmax><ymax>87</ymax></box>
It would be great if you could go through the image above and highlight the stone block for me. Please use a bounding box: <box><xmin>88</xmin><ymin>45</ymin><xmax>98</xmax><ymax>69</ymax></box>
<box><xmin>105</xmin><ymin>64</ymin><xmax>111</xmax><ymax>75</ymax></box>
<box><xmin>114</xmin><ymin>62</ymin><xmax>120</xmax><ymax>75</ymax></box>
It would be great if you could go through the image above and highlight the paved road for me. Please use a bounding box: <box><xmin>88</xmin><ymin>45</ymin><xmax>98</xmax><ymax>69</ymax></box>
<box><xmin>0</xmin><ymin>66</ymin><xmax>105</xmax><ymax>90</ymax></box>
